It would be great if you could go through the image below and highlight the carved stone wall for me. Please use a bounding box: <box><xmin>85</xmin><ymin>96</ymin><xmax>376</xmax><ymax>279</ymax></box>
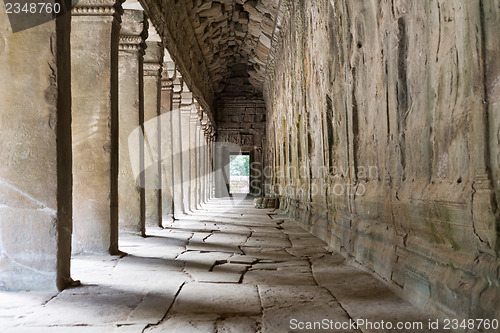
<box><xmin>264</xmin><ymin>0</ymin><xmax>500</xmax><ymax>321</ymax></box>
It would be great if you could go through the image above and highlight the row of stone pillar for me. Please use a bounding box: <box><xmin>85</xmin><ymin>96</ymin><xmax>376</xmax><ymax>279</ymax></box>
<box><xmin>71</xmin><ymin>1</ymin><xmax>217</xmax><ymax>254</ymax></box>
<box><xmin>164</xmin><ymin>71</ymin><xmax>216</xmax><ymax>219</ymax></box>
<box><xmin>0</xmin><ymin>0</ymin><xmax>216</xmax><ymax>291</ymax></box>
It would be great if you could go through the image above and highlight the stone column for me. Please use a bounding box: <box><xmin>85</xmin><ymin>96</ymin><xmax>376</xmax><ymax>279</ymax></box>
<box><xmin>214</xmin><ymin>126</ymin><xmax>229</xmax><ymax>198</ymax></box>
<box><xmin>143</xmin><ymin>28</ymin><xmax>163</xmax><ymax>228</ymax></box>
<box><xmin>0</xmin><ymin>9</ymin><xmax>71</xmax><ymax>291</ymax></box>
<box><xmin>180</xmin><ymin>86</ymin><xmax>193</xmax><ymax>213</ymax></box>
<box><xmin>210</xmin><ymin>129</ymin><xmax>217</xmax><ymax>199</ymax></box>
<box><xmin>207</xmin><ymin>127</ymin><xmax>213</xmax><ymax>199</ymax></box>
<box><xmin>171</xmin><ymin>72</ymin><xmax>185</xmax><ymax>217</ymax></box>
<box><xmin>197</xmin><ymin>115</ymin><xmax>204</xmax><ymax>208</ymax></box>
<box><xmin>204</xmin><ymin>126</ymin><xmax>211</xmax><ymax>202</ymax></box>
<box><xmin>190</xmin><ymin>105</ymin><xmax>199</xmax><ymax>211</ymax></box>
<box><xmin>160</xmin><ymin>61</ymin><xmax>175</xmax><ymax>223</ymax></box>
<box><xmin>71</xmin><ymin>0</ymin><xmax>122</xmax><ymax>254</ymax></box>
<box><xmin>118</xmin><ymin>9</ymin><xmax>147</xmax><ymax>236</ymax></box>
<box><xmin>201</xmin><ymin>117</ymin><xmax>209</xmax><ymax>204</ymax></box>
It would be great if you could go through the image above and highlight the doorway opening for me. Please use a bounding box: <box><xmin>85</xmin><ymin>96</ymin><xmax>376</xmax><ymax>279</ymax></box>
<box><xmin>229</xmin><ymin>152</ymin><xmax>250</xmax><ymax>194</ymax></box>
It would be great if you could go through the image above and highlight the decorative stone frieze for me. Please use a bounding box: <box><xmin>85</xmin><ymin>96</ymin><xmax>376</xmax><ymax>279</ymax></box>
<box><xmin>72</xmin><ymin>0</ymin><xmax>123</xmax><ymax>17</ymax></box>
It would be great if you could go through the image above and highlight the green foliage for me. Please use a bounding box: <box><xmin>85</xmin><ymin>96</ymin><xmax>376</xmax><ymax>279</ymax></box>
<box><xmin>230</xmin><ymin>155</ymin><xmax>249</xmax><ymax>176</ymax></box>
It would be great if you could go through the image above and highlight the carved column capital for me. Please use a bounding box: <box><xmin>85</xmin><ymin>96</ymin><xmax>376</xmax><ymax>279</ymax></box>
<box><xmin>72</xmin><ymin>0</ymin><xmax>124</xmax><ymax>18</ymax></box>
<box><xmin>144</xmin><ymin>40</ymin><xmax>164</xmax><ymax>77</ymax></box>
<box><xmin>119</xmin><ymin>9</ymin><xmax>148</xmax><ymax>54</ymax></box>
<box><xmin>143</xmin><ymin>63</ymin><xmax>162</xmax><ymax>77</ymax></box>
<box><xmin>180</xmin><ymin>85</ymin><xmax>193</xmax><ymax>114</ymax></box>
<box><xmin>161</xmin><ymin>78</ymin><xmax>173</xmax><ymax>91</ymax></box>
<box><xmin>172</xmin><ymin>74</ymin><xmax>183</xmax><ymax>105</ymax></box>
<box><xmin>160</xmin><ymin>62</ymin><xmax>175</xmax><ymax>91</ymax></box>
<box><xmin>173</xmin><ymin>70</ymin><xmax>183</xmax><ymax>94</ymax></box>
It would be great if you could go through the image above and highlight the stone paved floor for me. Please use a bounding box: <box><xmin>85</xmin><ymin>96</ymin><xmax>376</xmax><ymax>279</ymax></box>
<box><xmin>0</xmin><ymin>197</ymin><xmax>446</xmax><ymax>332</ymax></box>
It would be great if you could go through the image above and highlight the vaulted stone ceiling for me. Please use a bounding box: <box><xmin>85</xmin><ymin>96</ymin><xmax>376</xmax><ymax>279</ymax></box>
<box><xmin>184</xmin><ymin>0</ymin><xmax>279</xmax><ymax>96</ymax></box>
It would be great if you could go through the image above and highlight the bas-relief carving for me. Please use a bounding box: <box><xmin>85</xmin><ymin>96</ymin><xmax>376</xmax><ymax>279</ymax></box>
<box><xmin>218</xmin><ymin>132</ymin><xmax>240</xmax><ymax>145</ymax></box>
<box><xmin>241</xmin><ymin>134</ymin><xmax>254</xmax><ymax>147</ymax></box>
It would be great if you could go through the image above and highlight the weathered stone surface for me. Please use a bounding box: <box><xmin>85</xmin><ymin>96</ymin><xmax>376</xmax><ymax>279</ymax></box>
<box><xmin>189</xmin><ymin>108</ymin><xmax>200</xmax><ymax>212</ymax></box>
<box><xmin>185</xmin><ymin>262</ymin><xmax>248</xmax><ymax>283</ymax></box>
<box><xmin>264</xmin><ymin>0</ymin><xmax>500</xmax><ymax>322</ymax></box>
<box><xmin>171</xmin><ymin>283</ymin><xmax>261</xmax><ymax>316</ymax></box>
<box><xmin>159</xmin><ymin>59</ymin><xmax>175</xmax><ymax>223</ymax></box>
<box><xmin>1</xmin><ymin>198</ymin><xmax>445</xmax><ymax>331</ymax></box>
<box><xmin>180</xmin><ymin>94</ymin><xmax>193</xmax><ymax>214</ymax></box>
<box><xmin>118</xmin><ymin>9</ymin><xmax>148</xmax><ymax>235</ymax></box>
<box><xmin>244</xmin><ymin>265</ymin><xmax>316</xmax><ymax>286</ymax></box>
<box><xmin>146</xmin><ymin>314</ymin><xmax>218</xmax><ymax>333</ymax></box>
<box><xmin>71</xmin><ymin>0</ymin><xmax>122</xmax><ymax>255</ymax></box>
<box><xmin>143</xmin><ymin>36</ymin><xmax>164</xmax><ymax>228</ymax></box>
<box><xmin>216</xmin><ymin>316</ymin><xmax>260</xmax><ymax>333</ymax></box>
<box><xmin>259</xmin><ymin>285</ymin><xmax>353</xmax><ymax>333</ymax></box>
<box><xmin>171</xmin><ymin>73</ymin><xmax>185</xmax><ymax>217</ymax></box>
<box><xmin>0</xmin><ymin>6</ymin><xmax>72</xmax><ymax>289</ymax></box>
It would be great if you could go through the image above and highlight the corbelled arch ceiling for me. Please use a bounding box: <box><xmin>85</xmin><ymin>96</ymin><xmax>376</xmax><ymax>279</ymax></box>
<box><xmin>185</xmin><ymin>0</ymin><xmax>279</xmax><ymax>95</ymax></box>
<box><xmin>140</xmin><ymin>0</ymin><xmax>280</xmax><ymax>117</ymax></box>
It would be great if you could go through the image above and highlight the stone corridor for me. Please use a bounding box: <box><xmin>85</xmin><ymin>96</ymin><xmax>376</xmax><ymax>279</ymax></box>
<box><xmin>1</xmin><ymin>197</ymin><xmax>444</xmax><ymax>332</ymax></box>
<box><xmin>1</xmin><ymin>0</ymin><xmax>500</xmax><ymax>331</ymax></box>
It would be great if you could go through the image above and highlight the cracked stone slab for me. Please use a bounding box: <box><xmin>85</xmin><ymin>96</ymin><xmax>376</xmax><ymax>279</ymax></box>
<box><xmin>184</xmin><ymin>263</ymin><xmax>247</xmax><ymax>283</ymax></box>
<box><xmin>285</xmin><ymin>246</ymin><xmax>330</xmax><ymax>258</ymax></box>
<box><xmin>241</xmin><ymin>247</ymin><xmax>297</xmax><ymax>261</ymax></box>
<box><xmin>171</xmin><ymin>283</ymin><xmax>261</xmax><ymax>316</ymax></box>
<box><xmin>227</xmin><ymin>254</ymin><xmax>258</xmax><ymax>265</ymax></box>
<box><xmin>17</xmin><ymin>285</ymin><xmax>146</xmax><ymax>326</ymax></box>
<box><xmin>289</xmin><ymin>235</ymin><xmax>327</xmax><ymax>248</ymax></box>
<box><xmin>110</xmin><ymin>270</ymin><xmax>190</xmax><ymax>294</ymax></box>
<box><xmin>176</xmin><ymin>250</ymin><xmax>232</xmax><ymax>265</ymax></box>
<box><xmin>117</xmin><ymin>287</ymin><xmax>182</xmax><ymax>325</ymax></box>
<box><xmin>145</xmin><ymin>314</ymin><xmax>218</xmax><ymax>333</ymax></box>
<box><xmin>244</xmin><ymin>236</ymin><xmax>292</xmax><ymax>248</ymax></box>
<box><xmin>186</xmin><ymin>241</ymin><xmax>243</xmax><ymax>254</ymax></box>
<box><xmin>311</xmin><ymin>263</ymin><xmax>447</xmax><ymax>332</ymax></box>
<box><xmin>243</xmin><ymin>268</ymin><xmax>317</xmax><ymax>286</ymax></box>
<box><xmin>251</xmin><ymin>259</ymin><xmax>310</xmax><ymax>271</ymax></box>
<box><xmin>113</xmin><ymin>255</ymin><xmax>184</xmax><ymax>272</ymax></box>
<box><xmin>259</xmin><ymin>285</ymin><xmax>357</xmax><ymax>333</ymax></box>
<box><xmin>0</xmin><ymin>291</ymin><xmax>57</xmax><ymax>330</ymax></box>
<box><xmin>71</xmin><ymin>255</ymin><xmax>123</xmax><ymax>284</ymax></box>
<box><xmin>204</xmin><ymin>232</ymin><xmax>250</xmax><ymax>245</ymax></box>
<box><xmin>250</xmin><ymin>230</ymin><xmax>289</xmax><ymax>238</ymax></box>
<box><xmin>215</xmin><ymin>225</ymin><xmax>253</xmax><ymax>235</ymax></box>
<box><xmin>216</xmin><ymin>316</ymin><xmax>261</xmax><ymax>333</ymax></box>
<box><xmin>188</xmin><ymin>232</ymin><xmax>213</xmax><ymax>243</ymax></box>
<box><xmin>113</xmin><ymin>324</ymin><xmax>150</xmax><ymax>332</ymax></box>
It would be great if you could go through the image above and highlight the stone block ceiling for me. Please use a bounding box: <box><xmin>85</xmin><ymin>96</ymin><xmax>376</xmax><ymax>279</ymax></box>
<box><xmin>184</xmin><ymin>0</ymin><xmax>279</xmax><ymax>96</ymax></box>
